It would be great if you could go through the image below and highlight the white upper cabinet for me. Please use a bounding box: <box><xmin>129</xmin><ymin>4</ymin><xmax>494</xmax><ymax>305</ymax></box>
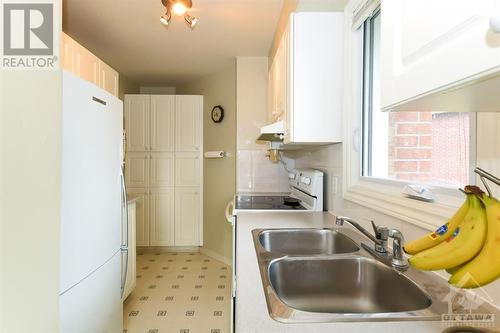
<box><xmin>125</xmin><ymin>95</ymin><xmax>150</xmax><ymax>152</ymax></box>
<box><xmin>381</xmin><ymin>0</ymin><xmax>500</xmax><ymax>111</ymax></box>
<box><xmin>175</xmin><ymin>96</ymin><xmax>202</xmax><ymax>151</ymax></box>
<box><xmin>61</xmin><ymin>33</ymin><xmax>119</xmax><ymax>97</ymax></box>
<box><xmin>174</xmin><ymin>188</ymin><xmax>200</xmax><ymax>246</ymax></box>
<box><xmin>266</xmin><ymin>12</ymin><xmax>344</xmax><ymax>144</ymax></box>
<box><xmin>151</xmin><ymin>95</ymin><xmax>175</xmax><ymax>151</ymax></box>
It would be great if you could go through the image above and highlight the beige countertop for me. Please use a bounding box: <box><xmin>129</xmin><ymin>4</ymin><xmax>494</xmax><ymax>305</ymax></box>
<box><xmin>127</xmin><ymin>195</ymin><xmax>139</xmax><ymax>204</ymax></box>
<box><xmin>234</xmin><ymin>211</ymin><xmax>476</xmax><ymax>333</ymax></box>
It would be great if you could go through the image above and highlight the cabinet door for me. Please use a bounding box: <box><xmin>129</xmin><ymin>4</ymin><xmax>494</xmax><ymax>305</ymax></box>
<box><xmin>127</xmin><ymin>190</ymin><xmax>149</xmax><ymax>247</ymax></box>
<box><xmin>175</xmin><ymin>96</ymin><xmax>202</xmax><ymax>151</ymax></box>
<box><xmin>150</xmin><ymin>188</ymin><xmax>175</xmax><ymax>246</ymax></box>
<box><xmin>175</xmin><ymin>152</ymin><xmax>200</xmax><ymax>187</ymax></box>
<box><xmin>150</xmin><ymin>152</ymin><xmax>174</xmax><ymax>187</ymax></box>
<box><xmin>73</xmin><ymin>41</ymin><xmax>99</xmax><ymax>86</ymax></box>
<box><xmin>151</xmin><ymin>95</ymin><xmax>175</xmax><ymax>151</ymax></box>
<box><xmin>175</xmin><ymin>188</ymin><xmax>200</xmax><ymax>246</ymax></box>
<box><xmin>125</xmin><ymin>95</ymin><xmax>150</xmax><ymax>152</ymax></box>
<box><xmin>61</xmin><ymin>33</ymin><xmax>74</xmax><ymax>73</ymax></box>
<box><xmin>99</xmin><ymin>60</ymin><xmax>119</xmax><ymax>97</ymax></box>
<box><xmin>125</xmin><ymin>152</ymin><xmax>149</xmax><ymax>188</ymax></box>
<box><xmin>381</xmin><ymin>0</ymin><xmax>500</xmax><ymax>109</ymax></box>
<box><xmin>123</xmin><ymin>201</ymin><xmax>136</xmax><ymax>300</ymax></box>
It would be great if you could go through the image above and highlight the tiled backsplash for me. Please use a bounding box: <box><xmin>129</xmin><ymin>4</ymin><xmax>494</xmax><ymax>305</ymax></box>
<box><xmin>237</xmin><ymin>149</ymin><xmax>292</xmax><ymax>193</ymax></box>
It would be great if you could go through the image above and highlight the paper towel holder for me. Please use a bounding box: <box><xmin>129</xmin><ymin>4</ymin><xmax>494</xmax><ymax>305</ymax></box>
<box><xmin>204</xmin><ymin>151</ymin><xmax>229</xmax><ymax>159</ymax></box>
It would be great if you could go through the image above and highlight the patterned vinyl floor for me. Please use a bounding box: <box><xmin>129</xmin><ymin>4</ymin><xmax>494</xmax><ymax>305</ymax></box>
<box><xmin>123</xmin><ymin>252</ymin><xmax>231</xmax><ymax>333</ymax></box>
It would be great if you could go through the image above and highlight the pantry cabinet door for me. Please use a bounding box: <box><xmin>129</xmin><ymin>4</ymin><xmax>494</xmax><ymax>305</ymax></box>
<box><xmin>125</xmin><ymin>152</ymin><xmax>150</xmax><ymax>188</ymax></box>
<box><xmin>73</xmin><ymin>41</ymin><xmax>100</xmax><ymax>86</ymax></box>
<box><xmin>175</xmin><ymin>96</ymin><xmax>202</xmax><ymax>152</ymax></box>
<box><xmin>175</xmin><ymin>152</ymin><xmax>200</xmax><ymax>187</ymax></box>
<box><xmin>150</xmin><ymin>188</ymin><xmax>175</xmax><ymax>246</ymax></box>
<box><xmin>98</xmin><ymin>61</ymin><xmax>119</xmax><ymax>97</ymax></box>
<box><xmin>150</xmin><ymin>152</ymin><xmax>174</xmax><ymax>187</ymax></box>
<box><xmin>175</xmin><ymin>188</ymin><xmax>200</xmax><ymax>246</ymax></box>
<box><xmin>127</xmin><ymin>189</ymin><xmax>149</xmax><ymax>247</ymax></box>
<box><xmin>125</xmin><ymin>95</ymin><xmax>150</xmax><ymax>152</ymax></box>
<box><xmin>381</xmin><ymin>0</ymin><xmax>500</xmax><ymax>109</ymax></box>
<box><xmin>151</xmin><ymin>95</ymin><xmax>175</xmax><ymax>151</ymax></box>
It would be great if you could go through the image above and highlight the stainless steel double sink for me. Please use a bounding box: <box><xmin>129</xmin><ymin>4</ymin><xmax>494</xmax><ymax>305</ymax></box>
<box><xmin>252</xmin><ymin>227</ymin><xmax>497</xmax><ymax>323</ymax></box>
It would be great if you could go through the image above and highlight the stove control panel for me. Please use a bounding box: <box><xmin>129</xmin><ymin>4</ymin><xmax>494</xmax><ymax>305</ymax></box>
<box><xmin>289</xmin><ymin>168</ymin><xmax>324</xmax><ymax>197</ymax></box>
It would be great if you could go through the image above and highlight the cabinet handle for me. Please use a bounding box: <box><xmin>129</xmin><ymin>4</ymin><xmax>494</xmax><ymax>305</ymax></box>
<box><xmin>92</xmin><ymin>96</ymin><xmax>107</xmax><ymax>106</ymax></box>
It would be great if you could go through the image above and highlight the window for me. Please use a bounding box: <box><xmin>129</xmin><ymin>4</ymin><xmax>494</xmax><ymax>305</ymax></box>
<box><xmin>361</xmin><ymin>9</ymin><xmax>474</xmax><ymax>190</ymax></box>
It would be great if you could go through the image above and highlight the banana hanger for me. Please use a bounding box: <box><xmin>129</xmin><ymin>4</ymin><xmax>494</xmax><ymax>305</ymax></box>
<box><xmin>474</xmin><ymin>167</ymin><xmax>500</xmax><ymax>198</ymax></box>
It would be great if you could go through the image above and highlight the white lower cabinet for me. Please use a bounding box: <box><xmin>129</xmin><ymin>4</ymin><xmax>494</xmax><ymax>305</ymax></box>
<box><xmin>123</xmin><ymin>201</ymin><xmax>136</xmax><ymax>300</ymax></box>
<box><xmin>150</xmin><ymin>188</ymin><xmax>175</xmax><ymax>246</ymax></box>
<box><xmin>175</xmin><ymin>188</ymin><xmax>200</xmax><ymax>246</ymax></box>
<box><xmin>127</xmin><ymin>190</ymin><xmax>150</xmax><ymax>247</ymax></box>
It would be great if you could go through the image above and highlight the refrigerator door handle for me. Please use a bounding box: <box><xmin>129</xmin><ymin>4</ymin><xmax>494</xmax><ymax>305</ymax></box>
<box><xmin>120</xmin><ymin>166</ymin><xmax>129</xmax><ymax>249</ymax></box>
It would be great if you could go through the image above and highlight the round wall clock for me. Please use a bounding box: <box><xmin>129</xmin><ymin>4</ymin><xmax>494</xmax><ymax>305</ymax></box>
<box><xmin>211</xmin><ymin>105</ymin><xmax>224</xmax><ymax>123</ymax></box>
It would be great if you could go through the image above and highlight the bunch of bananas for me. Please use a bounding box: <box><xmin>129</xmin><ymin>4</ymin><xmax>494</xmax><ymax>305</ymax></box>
<box><xmin>404</xmin><ymin>186</ymin><xmax>500</xmax><ymax>289</ymax></box>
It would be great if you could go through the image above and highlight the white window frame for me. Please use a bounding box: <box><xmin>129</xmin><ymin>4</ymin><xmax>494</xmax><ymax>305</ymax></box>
<box><xmin>342</xmin><ymin>2</ymin><xmax>477</xmax><ymax>231</ymax></box>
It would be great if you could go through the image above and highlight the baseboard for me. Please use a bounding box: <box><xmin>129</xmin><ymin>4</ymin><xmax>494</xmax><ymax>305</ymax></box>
<box><xmin>137</xmin><ymin>246</ymin><xmax>200</xmax><ymax>254</ymax></box>
<box><xmin>199</xmin><ymin>247</ymin><xmax>231</xmax><ymax>266</ymax></box>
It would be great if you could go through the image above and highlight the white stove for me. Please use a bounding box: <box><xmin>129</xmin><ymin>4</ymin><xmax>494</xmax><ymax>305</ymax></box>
<box><xmin>233</xmin><ymin>169</ymin><xmax>324</xmax><ymax>212</ymax></box>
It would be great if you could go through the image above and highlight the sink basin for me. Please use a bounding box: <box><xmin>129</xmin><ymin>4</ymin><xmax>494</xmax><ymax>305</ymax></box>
<box><xmin>258</xmin><ymin>229</ymin><xmax>360</xmax><ymax>255</ymax></box>
<box><xmin>268</xmin><ymin>256</ymin><xmax>432</xmax><ymax>314</ymax></box>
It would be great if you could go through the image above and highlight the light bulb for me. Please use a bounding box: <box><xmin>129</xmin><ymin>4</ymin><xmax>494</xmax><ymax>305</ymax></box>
<box><xmin>184</xmin><ymin>14</ymin><xmax>197</xmax><ymax>29</ymax></box>
<box><xmin>172</xmin><ymin>2</ymin><xmax>187</xmax><ymax>16</ymax></box>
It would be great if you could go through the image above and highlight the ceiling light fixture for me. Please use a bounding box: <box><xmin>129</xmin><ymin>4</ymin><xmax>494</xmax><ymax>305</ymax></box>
<box><xmin>184</xmin><ymin>13</ymin><xmax>197</xmax><ymax>29</ymax></box>
<box><xmin>160</xmin><ymin>0</ymin><xmax>198</xmax><ymax>29</ymax></box>
<box><xmin>160</xmin><ymin>10</ymin><xmax>171</xmax><ymax>26</ymax></box>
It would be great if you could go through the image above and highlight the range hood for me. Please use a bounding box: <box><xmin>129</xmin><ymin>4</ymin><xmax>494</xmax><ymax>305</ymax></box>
<box><xmin>257</xmin><ymin>120</ymin><xmax>285</xmax><ymax>142</ymax></box>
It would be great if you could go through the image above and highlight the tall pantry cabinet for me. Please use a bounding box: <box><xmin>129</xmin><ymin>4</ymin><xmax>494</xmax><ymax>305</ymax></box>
<box><xmin>125</xmin><ymin>95</ymin><xmax>203</xmax><ymax>247</ymax></box>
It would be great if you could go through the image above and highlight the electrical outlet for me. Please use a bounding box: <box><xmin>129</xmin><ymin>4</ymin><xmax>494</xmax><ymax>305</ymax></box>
<box><xmin>331</xmin><ymin>175</ymin><xmax>338</xmax><ymax>195</ymax></box>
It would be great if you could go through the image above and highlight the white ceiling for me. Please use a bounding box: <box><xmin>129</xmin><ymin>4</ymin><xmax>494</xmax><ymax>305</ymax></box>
<box><xmin>63</xmin><ymin>0</ymin><xmax>284</xmax><ymax>86</ymax></box>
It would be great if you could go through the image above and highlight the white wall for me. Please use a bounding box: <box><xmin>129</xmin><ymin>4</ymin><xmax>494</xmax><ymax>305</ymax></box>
<box><xmin>140</xmin><ymin>86</ymin><xmax>176</xmax><ymax>95</ymax></box>
<box><xmin>236</xmin><ymin>57</ymin><xmax>290</xmax><ymax>193</ymax></box>
<box><xmin>0</xmin><ymin>70</ymin><xmax>62</xmax><ymax>332</ymax></box>
<box><xmin>177</xmin><ymin>65</ymin><xmax>236</xmax><ymax>263</ymax></box>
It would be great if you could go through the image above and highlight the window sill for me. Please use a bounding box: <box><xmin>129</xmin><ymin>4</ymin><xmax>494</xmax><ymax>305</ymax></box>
<box><xmin>343</xmin><ymin>180</ymin><xmax>464</xmax><ymax>231</ymax></box>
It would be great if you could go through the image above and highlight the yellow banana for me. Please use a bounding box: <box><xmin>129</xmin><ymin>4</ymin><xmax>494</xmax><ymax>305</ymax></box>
<box><xmin>404</xmin><ymin>196</ymin><xmax>470</xmax><ymax>255</ymax></box>
<box><xmin>449</xmin><ymin>195</ymin><xmax>500</xmax><ymax>288</ymax></box>
<box><xmin>446</xmin><ymin>263</ymin><xmax>467</xmax><ymax>275</ymax></box>
<box><xmin>409</xmin><ymin>195</ymin><xmax>487</xmax><ymax>271</ymax></box>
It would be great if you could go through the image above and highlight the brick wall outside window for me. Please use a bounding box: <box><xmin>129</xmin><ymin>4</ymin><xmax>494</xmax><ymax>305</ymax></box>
<box><xmin>387</xmin><ymin>112</ymin><xmax>470</xmax><ymax>186</ymax></box>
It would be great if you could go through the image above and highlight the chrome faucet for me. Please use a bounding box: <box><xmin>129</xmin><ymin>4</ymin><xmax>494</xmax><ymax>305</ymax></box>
<box><xmin>335</xmin><ymin>216</ymin><xmax>409</xmax><ymax>271</ymax></box>
<box><xmin>335</xmin><ymin>216</ymin><xmax>388</xmax><ymax>254</ymax></box>
<box><xmin>388</xmin><ymin>229</ymin><xmax>409</xmax><ymax>271</ymax></box>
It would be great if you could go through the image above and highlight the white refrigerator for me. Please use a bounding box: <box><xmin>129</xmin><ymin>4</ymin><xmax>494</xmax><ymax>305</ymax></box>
<box><xmin>59</xmin><ymin>72</ymin><xmax>126</xmax><ymax>332</ymax></box>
